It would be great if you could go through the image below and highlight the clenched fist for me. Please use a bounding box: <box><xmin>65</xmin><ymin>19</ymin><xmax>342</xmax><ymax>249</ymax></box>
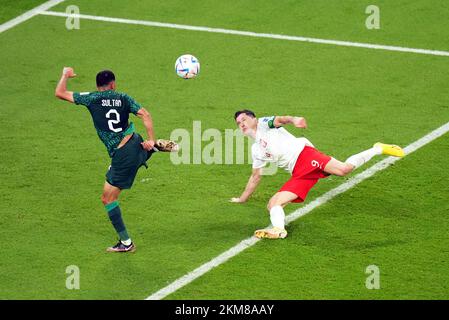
<box><xmin>63</xmin><ymin>67</ymin><xmax>77</xmax><ymax>78</ymax></box>
<box><xmin>292</xmin><ymin>117</ymin><xmax>307</xmax><ymax>129</ymax></box>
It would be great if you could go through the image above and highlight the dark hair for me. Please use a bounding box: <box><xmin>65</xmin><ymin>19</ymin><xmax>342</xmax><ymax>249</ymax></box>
<box><xmin>96</xmin><ymin>70</ymin><xmax>115</xmax><ymax>87</ymax></box>
<box><xmin>234</xmin><ymin>109</ymin><xmax>256</xmax><ymax>120</ymax></box>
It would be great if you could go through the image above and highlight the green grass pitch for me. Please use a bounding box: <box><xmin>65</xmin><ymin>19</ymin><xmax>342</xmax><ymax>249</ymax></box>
<box><xmin>1</xmin><ymin>0</ymin><xmax>448</xmax><ymax>299</ymax></box>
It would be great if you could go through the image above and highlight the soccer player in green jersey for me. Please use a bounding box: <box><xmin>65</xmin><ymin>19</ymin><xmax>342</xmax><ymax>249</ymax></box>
<box><xmin>55</xmin><ymin>67</ymin><xmax>178</xmax><ymax>253</ymax></box>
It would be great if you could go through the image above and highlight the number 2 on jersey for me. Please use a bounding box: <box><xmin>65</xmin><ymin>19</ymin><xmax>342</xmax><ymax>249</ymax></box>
<box><xmin>106</xmin><ymin>109</ymin><xmax>122</xmax><ymax>133</ymax></box>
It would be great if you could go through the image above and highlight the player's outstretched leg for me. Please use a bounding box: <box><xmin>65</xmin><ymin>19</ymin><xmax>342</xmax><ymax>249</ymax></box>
<box><xmin>346</xmin><ymin>142</ymin><xmax>404</xmax><ymax>170</ymax></box>
<box><xmin>101</xmin><ymin>182</ymin><xmax>136</xmax><ymax>253</ymax></box>
<box><xmin>325</xmin><ymin>142</ymin><xmax>405</xmax><ymax>176</ymax></box>
<box><xmin>254</xmin><ymin>191</ymin><xmax>297</xmax><ymax>239</ymax></box>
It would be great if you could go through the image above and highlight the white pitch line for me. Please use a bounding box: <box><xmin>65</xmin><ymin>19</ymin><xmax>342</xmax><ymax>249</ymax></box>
<box><xmin>39</xmin><ymin>10</ymin><xmax>449</xmax><ymax>57</ymax></box>
<box><xmin>0</xmin><ymin>0</ymin><xmax>66</xmax><ymax>34</ymax></box>
<box><xmin>147</xmin><ymin>120</ymin><xmax>449</xmax><ymax>300</ymax></box>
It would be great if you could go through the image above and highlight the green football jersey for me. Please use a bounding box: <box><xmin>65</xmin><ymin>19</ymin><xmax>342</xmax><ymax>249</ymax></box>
<box><xmin>73</xmin><ymin>90</ymin><xmax>142</xmax><ymax>157</ymax></box>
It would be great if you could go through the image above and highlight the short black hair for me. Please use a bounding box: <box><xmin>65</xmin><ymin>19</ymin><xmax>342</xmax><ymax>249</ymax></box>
<box><xmin>234</xmin><ymin>109</ymin><xmax>256</xmax><ymax>120</ymax></box>
<box><xmin>96</xmin><ymin>70</ymin><xmax>115</xmax><ymax>87</ymax></box>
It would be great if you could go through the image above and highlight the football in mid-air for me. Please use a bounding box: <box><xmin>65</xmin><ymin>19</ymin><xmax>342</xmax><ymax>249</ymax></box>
<box><xmin>175</xmin><ymin>54</ymin><xmax>200</xmax><ymax>79</ymax></box>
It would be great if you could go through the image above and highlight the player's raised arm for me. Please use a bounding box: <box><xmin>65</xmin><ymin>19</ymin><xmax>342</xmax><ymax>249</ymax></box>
<box><xmin>136</xmin><ymin>107</ymin><xmax>156</xmax><ymax>151</ymax></box>
<box><xmin>55</xmin><ymin>67</ymin><xmax>76</xmax><ymax>103</ymax></box>
<box><xmin>274</xmin><ymin>116</ymin><xmax>307</xmax><ymax>129</ymax></box>
<box><xmin>230</xmin><ymin>168</ymin><xmax>262</xmax><ymax>203</ymax></box>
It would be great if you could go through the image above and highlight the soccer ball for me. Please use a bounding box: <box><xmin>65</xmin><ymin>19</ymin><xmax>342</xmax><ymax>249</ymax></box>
<box><xmin>175</xmin><ymin>54</ymin><xmax>200</xmax><ymax>79</ymax></box>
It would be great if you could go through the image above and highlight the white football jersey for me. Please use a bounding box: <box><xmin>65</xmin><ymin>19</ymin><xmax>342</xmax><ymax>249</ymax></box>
<box><xmin>251</xmin><ymin>116</ymin><xmax>313</xmax><ymax>174</ymax></box>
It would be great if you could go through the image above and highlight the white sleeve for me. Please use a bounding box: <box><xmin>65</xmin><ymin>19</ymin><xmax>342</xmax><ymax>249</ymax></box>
<box><xmin>251</xmin><ymin>144</ymin><xmax>267</xmax><ymax>169</ymax></box>
<box><xmin>252</xmin><ymin>158</ymin><xmax>267</xmax><ymax>169</ymax></box>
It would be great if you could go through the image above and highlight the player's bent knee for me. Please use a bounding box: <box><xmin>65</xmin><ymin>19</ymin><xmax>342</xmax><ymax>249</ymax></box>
<box><xmin>101</xmin><ymin>194</ymin><xmax>108</xmax><ymax>205</ymax></box>
<box><xmin>101</xmin><ymin>194</ymin><xmax>117</xmax><ymax>205</ymax></box>
<box><xmin>341</xmin><ymin>164</ymin><xmax>354</xmax><ymax>176</ymax></box>
<box><xmin>331</xmin><ymin>164</ymin><xmax>353</xmax><ymax>176</ymax></box>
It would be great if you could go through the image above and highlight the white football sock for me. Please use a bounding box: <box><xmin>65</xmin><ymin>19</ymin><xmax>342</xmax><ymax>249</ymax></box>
<box><xmin>345</xmin><ymin>146</ymin><xmax>382</xmax><ymax>169</ymax></box>
<box><xmin>121</xmin><ymin>238</ymin><xmax>132</xmax><ymax>246</ymax></box>
<box><xmin>270</xmin><ymin>205</ymin><xmax>285</xmax><ymax>230</ymax></box>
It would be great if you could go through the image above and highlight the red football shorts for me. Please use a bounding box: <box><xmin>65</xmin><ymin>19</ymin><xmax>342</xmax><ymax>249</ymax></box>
<box><xmin>279</xmin><ymin>146</ymin><xmax>332</xmax><ymax>203</ymax></box>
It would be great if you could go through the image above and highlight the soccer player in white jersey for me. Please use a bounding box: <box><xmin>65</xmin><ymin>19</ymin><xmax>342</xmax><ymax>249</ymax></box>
<box><xmin>230</xmin><ymin>110</ymin><xmax>404</xmax><ymax>239</ymax></box>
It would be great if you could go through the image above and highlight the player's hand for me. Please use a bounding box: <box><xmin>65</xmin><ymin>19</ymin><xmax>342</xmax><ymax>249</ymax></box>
<box><xmin>141</xmin><ymin>140</ymin><xmax>155</xmax><ymax>151</ymax></box>
<box><xmin>63</xmin><ymin>67</ymin><xmax>77</xmax><ymax>78</ymax></box>
<box><xmin>292</xmin><ymin>117</ymin><xmax>307</xmax><ymax>129</ymax></box>
<box><xmin>229</xmin><ymin>197</ymin><xmax>245</xmax><ymax>203</ymax></box>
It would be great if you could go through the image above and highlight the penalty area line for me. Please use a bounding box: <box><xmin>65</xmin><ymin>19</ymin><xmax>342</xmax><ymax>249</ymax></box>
<box><xmin>0</xmin><ymin>0</ymin><xmax>66</xmax><ymax>34</ymax></box>
<box><xmin>38</xmin><ymin>10</ymin><xmax>449</xmax><ymax>57</ymax></box>
<box><xmin>146</xmin><ymin>120</ymin><xmax>449</xmax><ymax>300</ymax></box>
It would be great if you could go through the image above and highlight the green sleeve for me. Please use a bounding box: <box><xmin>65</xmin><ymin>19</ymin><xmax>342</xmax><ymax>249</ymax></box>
<box><xmin>267</xmin><ymin>116</ymin><xmax>277</xmax><ymax>128</ymax></box>
<box><xmin>260</xmin><ymin>116</ymin><xmax>277</xmax><ymax>128</ymax></box>
<box><xmin>124</xmin><ymin>94</ymin><xmax>142</xmax><ymax>115</ymax></box>
<box><xmin>73</xmin><ymin>92</ymin><xmax>92</xmax><ymax>106</ymax></box>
